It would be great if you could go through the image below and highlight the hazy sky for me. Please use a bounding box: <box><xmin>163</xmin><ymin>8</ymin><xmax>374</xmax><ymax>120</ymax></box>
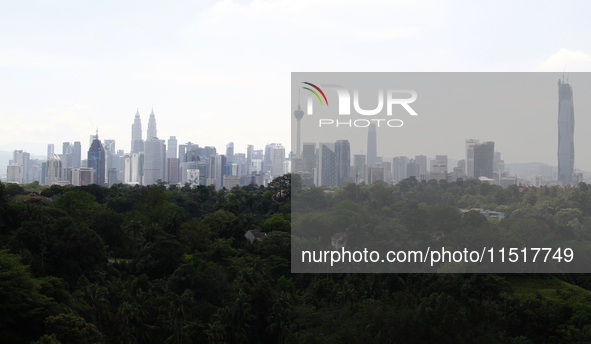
<box><xmin>3</xmin><ymin>1</ymin><xmax>591</xmax><ymax>168</ymax></box>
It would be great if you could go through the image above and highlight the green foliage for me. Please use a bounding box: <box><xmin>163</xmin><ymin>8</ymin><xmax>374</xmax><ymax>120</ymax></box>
<box><xmin>0</xmin><ymin>250</ymin><xmax>53</xmax><ymax>342</ymax></box>
<box><xmin>44</xmin><ymin>313</ymin><xmax>104</xmax><ymax>344</ymax></box>
<box><xmin>5</xmin><ymin>176</ymin><xmax>591</xmax><ymax>343</ymax></box>
<box><xmin>31</xmin><ymin>333</ymin><xmax>62</xmax><ymax>344</ymax></box>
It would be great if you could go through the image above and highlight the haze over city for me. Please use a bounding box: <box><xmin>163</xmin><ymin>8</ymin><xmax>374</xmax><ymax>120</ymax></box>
<box><xmin>4</xmin><ymin>1</ymin><xmax>591</xmax><ymax>170</ymax></box>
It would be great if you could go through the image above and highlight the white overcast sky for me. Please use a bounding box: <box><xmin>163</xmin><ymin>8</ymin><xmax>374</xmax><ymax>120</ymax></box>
<box><xmin>3</xmin><ymin>1</ymin><xmax>591</xmax><ymax>168</ymax></box>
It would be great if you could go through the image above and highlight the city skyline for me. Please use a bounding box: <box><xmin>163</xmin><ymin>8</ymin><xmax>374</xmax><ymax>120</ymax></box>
<box><xmin>4</xmin><ymin>2</ymin><xmax>591</xmax><ymax>171</ymax></box>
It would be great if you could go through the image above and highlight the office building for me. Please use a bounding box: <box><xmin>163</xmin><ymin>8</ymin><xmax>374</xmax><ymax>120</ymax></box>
<box><xmin>302</xmin><ymin>143</ymin><xmax>316</xmax><ymax>174</ymax></box>
<box><xmin>167</xmin><ymin>158</ymin><xmax>180</xmax><ymax>184</ymax></box>
<box><xmin>7</xmin><ymin>163</ymin><xmax>23</xmax><ymax>183</ymax></box>
<box><xmin>415</xmin><ymin>155</ymin><xmax>427</xmax><ymax>175</ymax></box>
<box><xmin>335</xmin><ymin>140</ymin><xmax>350</xmax><ymax>186</ymax></box>
<box><xmin>226</xmin><ymin>142</ymin><xmax>234</xmax><ymax>163</ymax></box>
<box><xmin>353</xmin><ymin>154</ymin><xmax>366</xmax><ymax>183</ymax></box>
<box><xmin>316</xmin><ymin>142</ymin><xmax>337</xmax><ymax>187</ymax></box>
<box><xmin>466</xmin><ymin>139</ymin><xmax>479</xmax><ymax>178</ymax></box>
<box><xmin>143</xmin><ymin>137</ymin><xmax>164</xmax><ymax>185</ymax></box>
<box><xmin>474</xmin><ymin>141</ymin><xmax>494</xmax><ymax>179</ymax></box>
<box><xmin>557</xmin><ymin>77</ymin><xmax>575</xmax><ymax>186</ymax></box>
<box><xmin>167</xmin><ymin>136</ymin><xmax>178</xmax><ymax>159</ymax></box>
<box><xmin>46</xmin><ymin>154</ymin><xmax>62</xmax><ymax>185</ymax></box>
<box><xmin>87</xmin><ymin>132</ymin><xmax>106</xmax><ymax>185</ymax></box>
<box><xmin>47</xmin><ymin>144</ymin><xmax>54</xmax><ymax>160</ymax></box>
<box><xmin>72</xmin><ymin>167</ymin><xmax>95</xmax><ymax>186</ymax></box>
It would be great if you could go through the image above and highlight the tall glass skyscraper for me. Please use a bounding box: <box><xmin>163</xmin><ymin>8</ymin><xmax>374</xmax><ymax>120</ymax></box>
<box><xmin>557</xmin><ymin>78</ymin><xmax>574</xmax><ymax>186</ymax></box>
<box><xmin>88</xmin><ymin>133</ymin><xmax>106</xmax><ymax>186</ymax></box>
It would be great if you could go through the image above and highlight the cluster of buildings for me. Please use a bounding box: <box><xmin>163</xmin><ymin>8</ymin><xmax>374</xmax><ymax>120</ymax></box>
<box><xmin>6</xmin><ymin>109</ymin><xmax>290</xmax><ymax>190</ymax></box>
<box><xmin>290</xmin><ymin>131</ymin><xmax>517</xmax><ymax>188</ymax></box>
<box><xmin>290</xmin><ymin>77</ymin><xmax>581</xmax><ymax>189</ymax></box>
<box><xmin>3</xmin><ymin>77</ymin><xmax>582</xmax><ymax>190</ymax></box>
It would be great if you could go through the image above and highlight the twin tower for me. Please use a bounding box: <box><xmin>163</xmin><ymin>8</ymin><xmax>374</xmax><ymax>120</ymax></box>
<box><xmin>131</xmin><ymin>108</ymin><xmax>158</xmax><ymax>154</ymax></box>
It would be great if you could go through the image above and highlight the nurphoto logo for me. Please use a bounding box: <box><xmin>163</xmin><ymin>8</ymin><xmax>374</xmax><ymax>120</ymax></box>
<box><xmin>301</xmin><ymin>82</ymin><xmax>418</xmax><ymax>128</ymax></box>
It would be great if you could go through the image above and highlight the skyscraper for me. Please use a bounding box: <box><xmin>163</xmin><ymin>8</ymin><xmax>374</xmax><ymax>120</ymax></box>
<box><xmin>47</xmin><ymin>144</ymin><xmax>54</xmax><ymax>160</ymax></box>
<box><xmin>167</xmin><ymin>136</ymin><xmax>178</xmax><ymax>159</ymax></box>
<box><xmin>302</xmin><ymin>143</ymin><xmax>316</xmax><ymax>173</ymax></box>
<box><xmin>143</xmin><ymin>137</ymin><xmax>164</xmax><ymax>185</ymax></box>
<box><xmin>271</xmin><ymin>144</ymin><xmax>285</xmax><ymax>178</ymax></box>
<box><xmin>147</xmin><ymin>108</ymin><xmax>157</xmax><ymax>139</ymax></box>
<box><xmin>415</xmin><ymin>155</ymin><xmax>427</xmax><ymax>175</ymax></box>
<box><xmin>466</xmin><ymin>139</ymin><xmax>479</xmax><ymax>178</ymax></box>
<box><xmin>73</xmin><ymin>141</ymin><xmax>81</xmax><ymax>167</ymax></box>
<box><xmin>87</xmin><ymin>132</ymin><xmax>106</xmax><ymax>185</ymax></box>
<box><xmin>131</xmin><ymin>109</ymin><xmax>144</xmax><ymax>154</ymax></box>
<box><xmin>226</xmin><ymin>142</ymin><xmax>234</xmax><ymax>163</ymax></box>
<box><xmin>474</xmin><ymin>141</ymin><xmax>494</xmax><ymax>179</ymax></box>
<box><xmin>317</xmin><ymin>143</ymin><xmax>336</xmax><ymax>187</ymax></box>
<box><xmin>354</xmin><ymin>154</ymin><xmax>366</xmax><ymax>183</ymax></box>
<box><xmin>246</xmin><ymin>145</ymin><xmax>254</xmax><ymax>174</ymax></box>
<box><xmin>12</xmin><ymin>150</ymin><xmax>30</xmax><ymax>183</ymax></box>
<box><xmin>558</xmin><ymin>77</ymin><xmax>575</xmax><ymax>186</ymax></box>
<box><xmin>46</xmin><ymin>154</ymin><xmax>62</xmax><ymax>185</ymax></box>
<box><xmin>367</xmin><ymin>123</ymin><xmax>377</xmax><ymax>166</ymax></box>
<box><xmin>335</xmin><ymin>140</ymin><xmax>350</xmax><ymax>186</ymax></box>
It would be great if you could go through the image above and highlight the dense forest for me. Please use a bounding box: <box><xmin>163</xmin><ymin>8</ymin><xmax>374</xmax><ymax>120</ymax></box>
<box><xmin>3</xmin><ymin>176</ymin><xmax>591</xmax><ymax>343</ymax></box>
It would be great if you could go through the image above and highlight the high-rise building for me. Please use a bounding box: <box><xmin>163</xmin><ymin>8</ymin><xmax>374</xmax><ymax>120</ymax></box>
<box><xmin>474</xmin><ymin>141</ymin><xmax>494</xmax><ymax>179</ymax></box>
<box><xmin>367</xmin><ymin>123</ymin><xmax>377</xmax><ymax>166</ymax></box>
<box><xmin>407</xmin><ymin>160</ymin><xmax>420</xmax><ymax>179</ymax></box>
<box><xmin>87</xmin><ymin>132</ymin><xmax>106</xmax><ymax>185</ymax></box>
<box><xmin>353</xmin><ymin>154</ymin><xmax>366</xmax><ymax>183</ymax></box>
<box><xmin>47</xmin><ymin>144</ymin><xmax>54</xmax><ymax>161</ymax></box>
<box><xmin>104</xmin><ymin>139</ymin><xmax>117</xmax><ymax>173</ymax></box>
<box><xmin>46</xmin><ymin>154</ymin><xmax>62</xmax><ymax>185</ymax></box>
<box><xmin>167</xmin><ymin>136</ymin><xmax>178</xmax><ymax>159</ymax></box>
<box><xmin>317</xmin><ymin>143</ymin><xmax>336</xmax><ymax>187</ymax></box>
<box><xmin>72</xmin><ymin>167</ymin><xmax>95</xmax><ymax>186</ymax></box>
<box><xmin>246</xmin><ymin>145</ymin><xmax>254</xmax><ymax>174</ymax></box>
<box><xmin>147</xmin><ymin>108</ymin><xmax>157</xmax><ymax>139</ymax></box>
<box><xmin>120</xmin><ymin>154</ymin><xmax>131</xmax><ymax>183</ymax></box>
<box><xmin>294</xmin><ymin>102</ymin><xmax>304</xmax><ymax>156</ymax></box>
<box><xmin>7</xmin><ymin>163</ymin><xmax>23</xmax><ymax>183</ymax></box>
<box><xmin>207</xmin><ymin>154</ymin><xmax>227</xmax><ymax>190</ymax></box>
<box><xmin>302</xmin><ymin>143</ymin><xmax>316</xmax><ymax>174</ymax></box>
<box><xmin>393</xmin><ymin>156</ymin><xmax>409</xmax><ymax>183</ymax></box>
<box><xmin>143</xmin><ymin>137</ymin><xmax>164</xmax><ymax>185</ymax></box>
<box><xmin>415</xmin><ymin>155</ymin><xmax>427</xmax><ymax>175</ymax></box>
<box><xmin>466</xmin><ymin>139</ymin><xmax>479</xmax><ymax>178</ymax></box>
<box><xmin>435</xmin><ymin>155</ymin><xmax>448</xmax><ymax>172</ymax></box>
<box><xmin>108</xmin><ymin>168</ymin><xmax>118</xmax><ymax>187</ymax></box>
<box><xmin>429</xmin><ymin>159</ymin><xmax>447</xmax><ymax>181</ymax></box>
<box><xmin>226</xmin><ymin>142</ymin><xmax>234</xmax><ymax>163</ymax></box>
<box><xmin>167</xmin><ymin>158</ymin><xmax>180</xmax><ymax>184</ymax></box>
<box><xmin>131</xmin><ymin>109</ymin><xmax>144</xmax><ymax>154</ymax></box>
<box><xmin>558</xmin><ymin>77</ymin><xmax>575</xmax><ymax>186</ymax></box>
<box><xmin>178</xmin><ymin>142</ymin><xmax>199</xmax><ymax>162</ymax></box>
<box><xmin>12</xmin><ymin>150</ymin><xmax>30</xmax><ymax>183</ymax></box>
<box><xmin>73</xmin><ymin>141</ymin><xmax>81</xmax><ymax>167</ymax></box>
<box><xmin>335</xmin><ymin>140</ymin><xmax>350</xmax><ymax>186</ymax></box>
<box><xmin>271</xmin><ymin>144</ymin><xmax>285</xmax><ymax>178</ymax></box>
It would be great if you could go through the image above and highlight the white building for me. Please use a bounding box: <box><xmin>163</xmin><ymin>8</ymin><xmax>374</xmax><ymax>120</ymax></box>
<box><xmin>7</xmin><ymin>163</ymin><xmax>23</xmax><ymax>183</ymax></box>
